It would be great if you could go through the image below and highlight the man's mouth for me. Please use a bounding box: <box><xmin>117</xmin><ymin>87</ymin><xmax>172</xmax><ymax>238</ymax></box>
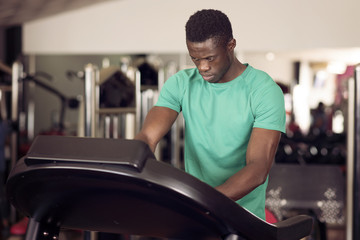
<box><xmin>201</xmin><ymin>74</ymin><xmax>214</xmax><ymax>81</ymax></box>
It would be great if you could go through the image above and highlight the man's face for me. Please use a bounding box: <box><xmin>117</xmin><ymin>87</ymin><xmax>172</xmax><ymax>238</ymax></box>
<box><xmin>186</xmin><ymin>38</ymin><xmax>233</xmax><ymax>83</ymax></box>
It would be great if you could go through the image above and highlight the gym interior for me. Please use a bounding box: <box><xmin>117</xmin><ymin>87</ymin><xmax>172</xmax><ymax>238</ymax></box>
<box><xmin>0</xmin><ymin>0</ymin><xmax>360</xmax><ymax>240</ymax></box>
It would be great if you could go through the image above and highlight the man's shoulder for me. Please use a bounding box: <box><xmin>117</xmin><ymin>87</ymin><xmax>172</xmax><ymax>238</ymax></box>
<box><xmin>173</xmin><ymin>68</ymin><xmax>198</xmax><ymax>79</ymax></box>
<box><xmin>244</xmin><ymin>65</ymin><xmax>278</xmax><ymax>90</ymax></box>
<box><xmin>245</xmin><ymin>65</ymin><xmax>272</xmax><ymax>82</ymax></box>
<box><xmin>165</xmin><ymin>68</ymin><xmax>200</xmax><ymax>87</ymax></box>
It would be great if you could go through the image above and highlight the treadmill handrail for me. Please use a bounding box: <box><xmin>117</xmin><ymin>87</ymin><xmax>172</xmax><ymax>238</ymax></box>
<box><xmin>6</xmin><ymin>135</ymin><xmax>313</xmax><ymax>240</ymax></box>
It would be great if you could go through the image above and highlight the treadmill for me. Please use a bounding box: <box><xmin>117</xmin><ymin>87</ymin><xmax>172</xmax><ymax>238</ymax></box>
<box><xmin>6</xmin><ymin>135</ymin><xmax>313</xmax><ymax>240</ymax></box>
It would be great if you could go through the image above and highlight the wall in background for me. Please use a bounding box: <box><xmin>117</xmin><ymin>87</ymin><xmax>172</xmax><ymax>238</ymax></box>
<box><xmin>15</xmin><ymin>0</ymin><xmax>360</xmax><ymax>138</ymax></box>
<box><xmin>23</xmin><ymin>0</ymin><xmax>360</xmax><ymax>55</ymax></box>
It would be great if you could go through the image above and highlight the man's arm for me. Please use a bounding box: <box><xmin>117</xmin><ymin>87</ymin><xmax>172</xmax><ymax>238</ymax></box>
<box><xmin>215</xmin><ymin>128</ymin><xmax>281</xmax><ymax>201</ymax></box>
<box><xmin>135</xmin><ymin>106</ymin><xmax>178</xmax><ymax>152</ymax></box>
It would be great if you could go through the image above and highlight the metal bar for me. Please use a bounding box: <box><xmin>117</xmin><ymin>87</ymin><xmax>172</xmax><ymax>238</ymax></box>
<box><xmin>353</xmin><ymin>64</ymin><xmax>360</xmax><ymax>240</ymax></box>
<box><xmin>124</xmin><ymin>70</ymin><xmax>140</xmax><ymax>140</ymax></box>
<box><xmin>11</xmin><ymin>61</ymin><xmax>22</xmax><ymax>170</ymax></box>
<box><xmin>84</xmin><ymin>64</ymin><xmax>98</xmax><ymax>137</ymax></box>
<box><xmin>10</xmin><ymin>61</ymin><xmax>23</xmax><ymax>224</ymax></box>
<box><xmin>157</xmin><ymin>67</ymin><xmax>165</xmax><ymax>91</ymax></box>
<box><xmin>97</xmin><ymin>107</ymin><xmax>136</xmax><ymax>114</ymax></box>
<box><xmin>27</xmin><ymin>81</ymin><xmax>35</xmax><ymax>141</ymax></box>
<box><xmin>24</xmin><ymin>218</ymin><xmax>41</xmax><ymax>240</ymax></box>
<box><xmin>94</xmin><ymin>68</ymin><xmax>100</xmax><ymax>138</ymax></box>
<box><xmin>0</xmin><ymin>90</ymin><xmax>7</xmax><ymax>120</ymax></box>
<box><xmin>112</xmin><ymin>115</ymin><xmax>119</xmax><ymax>139</ymax></box>
<box><xmin>104</xmin><ymin>115</ymin><xmax>110</xmax><ymax>139</ymax></box>
<box><xmin>135</xmin><ymin>70</ymin><xmax>141</xmax><ymax>134</ymax></box>
<box><xmin>125</xmin><ymin>113</ymin><xmax>135</xmax><ymax>139</ymax></box>
<box><xmin>27</xmin><ymin>54</ymin><xmax>36</xmax><ymax>141</ymax></box>
<box><xmin>347</xmin><ymin>77</ymin><xmax>355</xmax><ymax>240</ymax></box>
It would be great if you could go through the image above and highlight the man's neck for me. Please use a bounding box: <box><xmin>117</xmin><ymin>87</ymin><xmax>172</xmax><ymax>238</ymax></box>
<box><xmin>234</xmin><ymin>59</ymin><xmax>247</xmax><ymax>76</ymax></box>
<box><xmin>224</xmin><ymin>58</ymin><xmax>246</xmax><ymax>82</ymax></box>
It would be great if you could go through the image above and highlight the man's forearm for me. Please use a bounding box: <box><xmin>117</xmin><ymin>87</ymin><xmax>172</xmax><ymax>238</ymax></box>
<box><xmin>215</xmin><ymin>162</ymin><xmax>269</xmax><ymax>201</ymax></box>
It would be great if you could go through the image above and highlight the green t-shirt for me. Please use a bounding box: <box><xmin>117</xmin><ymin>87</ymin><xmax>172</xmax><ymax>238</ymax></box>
<box><xmin>155</xmin><ymin>64</ymin><xmax>286</xmax><ymax>219</ymax></box>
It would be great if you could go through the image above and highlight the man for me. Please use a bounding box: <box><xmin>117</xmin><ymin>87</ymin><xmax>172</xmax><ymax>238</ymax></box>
<box><xmin>135</xmin><ymin>9</ymin><xmax>286</xmax><ymax>220</ymax></box>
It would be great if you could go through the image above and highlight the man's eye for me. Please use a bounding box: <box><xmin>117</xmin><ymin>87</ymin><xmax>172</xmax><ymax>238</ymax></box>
<box><xmin>192</xmin><ymin>58</ymin><xmax>199</xmax><ymax>62</ymax></box>
<box><xmin>207</xmin><ymin>57</ymin><xmax>214</xmax><ymax>61</ymax></box>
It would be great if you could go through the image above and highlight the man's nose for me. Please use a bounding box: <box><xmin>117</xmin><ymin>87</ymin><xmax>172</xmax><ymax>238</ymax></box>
<box><xmin>198</xmin><ymin>60</ymin><xmax>210</xmax><ymax>72</ymax></box>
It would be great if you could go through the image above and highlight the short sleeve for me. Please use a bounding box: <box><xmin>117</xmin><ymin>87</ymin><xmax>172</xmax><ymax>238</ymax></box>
<box><xmin>155</xmin><ymin>72</ymin><xmax>183</xmax><ymax>113</ymax></box>
<box><xmin>252</xmin><ymin>81</ymin><xmax>286</xmax><ymax>133</ymax></box>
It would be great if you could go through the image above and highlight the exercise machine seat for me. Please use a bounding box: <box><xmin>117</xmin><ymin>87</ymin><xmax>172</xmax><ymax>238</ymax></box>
<box><xmin>6</xmin><ymin>136</ymin><xmax>313</xmax><ymax>240</ymax></box>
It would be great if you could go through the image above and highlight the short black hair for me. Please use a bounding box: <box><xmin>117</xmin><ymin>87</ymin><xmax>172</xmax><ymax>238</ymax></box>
<box><xmin>185</xmin><ymin>9</ymin><xmax>233</xmax><ymax>47</ymax></box>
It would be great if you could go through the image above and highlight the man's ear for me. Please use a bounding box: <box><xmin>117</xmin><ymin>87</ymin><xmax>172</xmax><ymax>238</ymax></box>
<box><xmin>227</xmin><ymin>38</ymin><xmax>236</xmax><ymax>51</ymax></box>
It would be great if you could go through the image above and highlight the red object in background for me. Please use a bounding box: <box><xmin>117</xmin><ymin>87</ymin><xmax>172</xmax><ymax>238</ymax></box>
<box><xmin>265</xmin><ymin>208</ymin><xmax>278</xmax><ymax>224</ymax></box>
<box><xmin>10</xmin><ymin>217</ymin><xmax>28</xmax><ymax>235</ymax></box>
